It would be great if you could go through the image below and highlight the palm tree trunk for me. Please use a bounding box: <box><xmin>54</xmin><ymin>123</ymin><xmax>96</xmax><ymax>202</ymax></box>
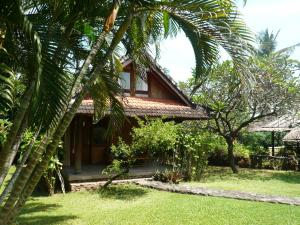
<box><xmin>0</xmin><ymin>83</ymin><xmax>34</xmax><ymax>186</ymax></box>
<box><xmin>0</xmin><ymin>2</ymin><xmax>42</xmax><ymax>187</ymax></box>
<box><xmin>8</xmin><ymin>14</ymin><xmax>133</xmax><ymax>222</ymax></box>
<box><xmin>0</xmin><ymin>6</ymin><xmax>132</xmax><ymax>224</ymax></box>
<box><xmin>0</xmin><ymin>127</ymin><xmax>39</xmax><ymax>205</ymax></box>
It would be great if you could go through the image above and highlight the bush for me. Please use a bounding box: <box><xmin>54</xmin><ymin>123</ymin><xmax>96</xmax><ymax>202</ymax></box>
<box><xmin>103</xmin><ymin>139</ymin><xmax>136</xmax><ymax>176</ymax></box>
<box><xmin>153</xmin><ymin>169</ymin><xmax>182</xmax><ymax>184</ymax></box>
<box><xmin>208</xmin><ymin>142</ymin><xmax>251</xmax><ymax>168</ymax></box>
<box><xmin>250</xmin><ymin>155</ymin><xmax>298</xmax><ymax>170</ymax></box>
<box><xmin>238</xmin><ymin>131</ymin><xmax>287</xmax><ymax>155</ymax></box>
<box><xmin>131</xmin><ymin>118</ymin><xmax>178</xmax><ymax>163</ymax></box>
<box><xmin>176</xmin><ymin>123</ymin><xmax>223</xmax><ymax>180</ymax></box>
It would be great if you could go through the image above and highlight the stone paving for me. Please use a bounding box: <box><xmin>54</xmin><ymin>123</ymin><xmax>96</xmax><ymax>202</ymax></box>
<box><xmin>70</xmin><ymin>178</ymin><xmax>150</xmax><ymax>191</ymax></box>
<box><xmin>71</xmin><ymin>178</ymin><xmax>300</xmax><ymax>206</ymax></box>
<box><xmin>133</xmin><ymin>180</ymin><xmax>300</xmax><ymax>206</ymax></box>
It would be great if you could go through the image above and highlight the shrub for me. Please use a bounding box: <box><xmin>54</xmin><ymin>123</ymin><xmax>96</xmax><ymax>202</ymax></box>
<box><xmin>103</xmin><ymin>139</ymin><xmax>136</xmax><ymax>176</ymax></box>
<box><xmin>131</xmin><ymin>118</ymin><xmax>178</xmax><ymax>163</ymax></box>
<box><xmin>102</xmin><ymin>138</ymin><xmax>142</xmax><ymax>189</ymax></box>
<box><xmin>176</xmin><ymin>123</ymin><xmax>223</xmax><ymax>181</ymax></box>
<box><xmin>153</xmin><ymin>169</ymin><xmax>182</xmax><ymax>184</ymax></box>
<box><xmin>208</xmin><ymin>142</ymin><xmax>251</xmax><ymax>168</ymax></box>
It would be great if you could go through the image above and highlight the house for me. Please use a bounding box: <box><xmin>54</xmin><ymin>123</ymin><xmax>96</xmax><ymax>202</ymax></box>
<box><xmin>63</xmin><ymin>58</ymin><xmax>207</xmax><ymax>182</ymax></box>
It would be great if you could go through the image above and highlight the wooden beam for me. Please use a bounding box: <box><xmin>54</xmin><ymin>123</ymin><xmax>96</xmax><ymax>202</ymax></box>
<box><xmin>271</xmin><ymin>131</ymin><xmax>275</xmax><ymax>156</ymax></box>
<box><xmin>130</xmin><ymin>64</ymin><xmax>136</xmax><ymax>96</ymax></box>
<box><xmin>63</xmin><ymin>126</ymin><xmax>71</xmax><ymax>167</ymax></box>
<box><xmin>75</xmin><ymin>117</ymin><xmax>83</xmax><ymax>174</ymax></box>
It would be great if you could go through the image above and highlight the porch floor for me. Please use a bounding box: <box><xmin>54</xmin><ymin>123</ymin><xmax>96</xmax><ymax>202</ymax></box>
<box><xmin>63</xmin><ymin>162</ymin><xmax>167</xmax><ymax>182</ymax></box>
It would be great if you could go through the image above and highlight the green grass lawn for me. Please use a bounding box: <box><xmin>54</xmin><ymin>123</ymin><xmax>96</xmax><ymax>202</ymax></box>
<box><xmin>17</xmin><ymin>184</ymin><xmax>300</xmax><ymax>225</ymax></box>
<box><xmin>184</xmin><ymin>166</ymin><xmax>300</xmax><ymax>197</ymax></box>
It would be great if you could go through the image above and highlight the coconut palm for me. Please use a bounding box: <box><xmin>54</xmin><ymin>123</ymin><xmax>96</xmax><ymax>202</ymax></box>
<box><xmin>0</xmin><ymin>0</ymin><xmax>253</xmax><ymax>223</ymax></box>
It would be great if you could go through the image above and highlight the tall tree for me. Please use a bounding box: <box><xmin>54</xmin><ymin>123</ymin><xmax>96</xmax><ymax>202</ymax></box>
<box><xmin>191</xmin><ymin>59</ymin><xmax>299</xmax><ymax>173</ymax></box>
<box><xmin>257</xmin><ymin>29</ymin><xmax>279</xmax><ymax>57</ymax></box>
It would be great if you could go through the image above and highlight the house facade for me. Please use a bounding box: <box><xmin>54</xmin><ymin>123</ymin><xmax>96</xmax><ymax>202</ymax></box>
<box><xmin>63</xmin><ymin>59</ymin><xmax>206</xmax><ymax>179</ymax></box>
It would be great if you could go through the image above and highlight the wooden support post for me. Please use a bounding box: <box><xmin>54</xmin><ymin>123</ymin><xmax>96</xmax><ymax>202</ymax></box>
<box><xmin>130</xmin><ymin>65</ymin><xmax>136</xmax><ymax>96</ymax></box>
<box><xmin>75</xmin><ymin>117</ymin><xmax>83</xmax><ymax>174</ymax></box>
<box><xmin>63</xmin><ymin>127</ymin><xmax>71</xmax><ymax>167</ymax></box>
<box><xmin>271</xmin><ymin>131</ymin><xmax>275</xmax><ymax>156</ymax></box>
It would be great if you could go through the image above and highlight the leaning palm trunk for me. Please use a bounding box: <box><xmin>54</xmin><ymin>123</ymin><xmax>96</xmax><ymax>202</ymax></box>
<box><xmin>0</xmin><ymin>6</ymin><xmax>131</xmax><ymax>224</ymax></box>
<box><xmin>6</xmin><ymin>14</ymin><xmax>132</xmax><ymax>224</ymax></box>
<box><xmin>0</xmin><ymin>83</ymin><xmax>35</xmax><ymax>187</ymax></box>
<box><xmin>0</xmin><ymin>127</ymin><xmax>40</xmax><ymax>205</ymax></box>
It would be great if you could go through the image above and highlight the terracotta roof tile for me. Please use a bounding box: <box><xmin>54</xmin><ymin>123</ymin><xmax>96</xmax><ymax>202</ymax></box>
<box><xmin>77</xmin><ymin>97</ymin><xmax>207</xmax><ymax>119</ymax></box>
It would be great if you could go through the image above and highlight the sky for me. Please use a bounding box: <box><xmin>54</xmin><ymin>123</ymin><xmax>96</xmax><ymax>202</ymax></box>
<box><xmin>158</xmin><ymin>0</ymin><xmax>300</xmax><ymax>82</ymax></box>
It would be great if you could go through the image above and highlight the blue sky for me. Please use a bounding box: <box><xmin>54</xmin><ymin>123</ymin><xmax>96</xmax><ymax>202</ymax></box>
<box><xmin>158</xmin><ymin>0</ymin><xmax>300</xmax><ymax>82</ymax></box>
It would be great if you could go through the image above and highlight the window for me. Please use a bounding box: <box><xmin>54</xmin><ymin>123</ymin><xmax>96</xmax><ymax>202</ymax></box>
<box><xmin>119</xmin><ymin>71</ymin><xmax>148</xmax><ymax>95</ymax></box>
<box><xmin>119</xmin><ymin>72</ymin><xmax>130</xmax><ymax>90</ymax></box>
<box><xmin>136</xmin><ymin>75</ymin><xmax>148</xmax><ymax>91</ymax></box>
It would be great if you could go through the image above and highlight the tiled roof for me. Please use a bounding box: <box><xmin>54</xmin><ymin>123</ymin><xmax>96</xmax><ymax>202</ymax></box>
<box><xmin>77</xmin><ymin>97</ymin><xmax>207</xmax><ymax>119</ymax></box>
<box><xmin>77</xmin><ymin>99</ymin><xmax>94</xmax><ymax>114</ymax></box>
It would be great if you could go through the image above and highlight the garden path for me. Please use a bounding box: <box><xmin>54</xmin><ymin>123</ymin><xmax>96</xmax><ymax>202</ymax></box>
<box><xmin>70</xmin><ymin>178</ymin><xmax>300</xmax><ymax>206</ymax></box>
<box><xmin>134</xmin><ymin>180</ymin><xmax>300</xmax><ymax>206</ymax></box>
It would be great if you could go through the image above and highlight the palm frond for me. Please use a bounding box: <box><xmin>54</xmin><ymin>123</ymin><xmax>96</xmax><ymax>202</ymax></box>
<box><xmin>88</xmin><ymin>63</ymin><xmax>125</xmax><ymax>137</ymax></box>
<box><xmin>0</xmin><ymin>59</ymin><xmax>15</xmax><ymax>110</ymax></box>
<box><xmin>130</xmin><ymin>0</ymin><xmax>253</xmax><ymax>81</ymax></box>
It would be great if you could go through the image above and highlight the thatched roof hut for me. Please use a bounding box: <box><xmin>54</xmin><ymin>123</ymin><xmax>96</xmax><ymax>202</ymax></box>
<box><xmin>249</xmin><ymin>115</ymin><xmax>299</xmax><ymax>132</ymax></box>
<box><xmin>283</xmin><ymin>128</ymin><xmax>300</xmax><ymax>143</ymax></box>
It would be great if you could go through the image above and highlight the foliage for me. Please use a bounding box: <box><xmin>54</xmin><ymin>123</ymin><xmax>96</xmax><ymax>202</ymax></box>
<box><xmin>234</xmin><ymin>143</ymin><xmax>250</xmax><ymax>158</ymax></box>
<box><xmin>238</xmin><ymin>131</ymin><xmax>288</xmax><ymax>155</ymax></box>
<box><xmin>102</xmin><ymin>119</ymin><xmax>179</xmax><ymax>187</ymax></box>
<box><xmin>256</xmin><ymin>29</ymin><xmax>279</xmax><ymax>57</ymax></box>
<box><xmin>102</xmin><ymin>138</ymin><xmax>141</xmax><ymax>189</ymax></box>
<box><xmin>0</xmin><ymin>119</ymin><xmax>11</xmax><ymax>146</ymax></box>
<box><xmin>250</xmin><ymin>155</ymin><xmax>298</xmax><ymax>171</ymax></box>
<box><xmin>238</xmin><ymin>132</ymin><xmax>271</xmax><ymax>155</ymax></box>
<box><xmin>176</xmin><ymin>122</ymin><xmax>224</xmax><ymax>180</ymax></box>
<box><xmin>104</xmin><ymin>119</ymin><xmax>223</xmax><ymax>183</ymax></box>
<box><xmin>42</xmin><ymin>142</ymin><xmax>65</xmax><ymax>196</ymax></box>
<box><xmin>153</xmin><ymin>169</ymin><xmax>182</xmax><ymax>184</ymax></box>
<box><xmin>208</xmin><ymin>142</ymin><xmax>251</xmax><ymax>168</ymax></box>
<box><xmin>130</xmin><ymin>118</ymin><xmax>224</xmax><ymax>181</ymax></box>
<box><xmin>103</xmin><ymin>139</ymin><xmax>137</xmax><ymax>176</ymax></box>
<box><xmin>131</xmin><ymin>118</ymin><xmax>178</xmax><ymax>162</ymax></box>
<box><xmin>189</xmin><ymin>57</ymin><xmax>300</xmax><ymax>173</ymax></box>
<box><xmin>42</xmin><ymin>154</ymin><xmax>63</xmax><ymax>196</ymax></box>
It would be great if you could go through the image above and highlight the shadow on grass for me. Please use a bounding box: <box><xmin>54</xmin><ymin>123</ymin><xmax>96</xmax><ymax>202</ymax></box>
<box><xmin>203</xmin><ymin>166</ymin><xmax>300</xmax><ymax>184</ymax></box>
<box><xmin>270</xmin><ymin>172</ymin><xmax>300</xmax><ymax>184</ymax></box>
<box><xmin>98</xmin><ymin>184</ymin><xmax>149</xmax><ymax>201</ymax></box>
<box><xmin>17</xmin><ymin>201</ymin><xmax>77</xmax><ymax>225</ymax></box>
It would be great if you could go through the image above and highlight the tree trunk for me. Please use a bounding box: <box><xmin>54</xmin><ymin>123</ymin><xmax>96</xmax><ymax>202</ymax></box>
<box><xmin>101</xmin><ymin>167</ymin><xmax>129</xmax><ymax>190</ymax></box>
<box><xmin>0</xmin><ymin>128</ymin><xmax>39</xmax><ymax>205</ymax></box>
<box><xmin>0</xmin><ymin>83</ymin><xmax>34</xmax><ymax>186</ymax></box>
<box><xmin>226</xmin><ymin>138</ymin><xmax>238</xmax><ymax>173</ymax></box>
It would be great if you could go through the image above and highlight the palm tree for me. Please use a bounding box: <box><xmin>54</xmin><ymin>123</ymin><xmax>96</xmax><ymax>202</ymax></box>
<box><xmin>0</xmin><ymin>0</ymin><xmax>253</xmax><ymax>223</ymax></box>
<box><xmin>257</xmin><ymin>29</ymin><xmax>279</xmax><ymax>57</ymax></box>
<box><xmin>257</xmin><ymin>29</ymin><xmax>300</xmax><ymax>60</ymax></box>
